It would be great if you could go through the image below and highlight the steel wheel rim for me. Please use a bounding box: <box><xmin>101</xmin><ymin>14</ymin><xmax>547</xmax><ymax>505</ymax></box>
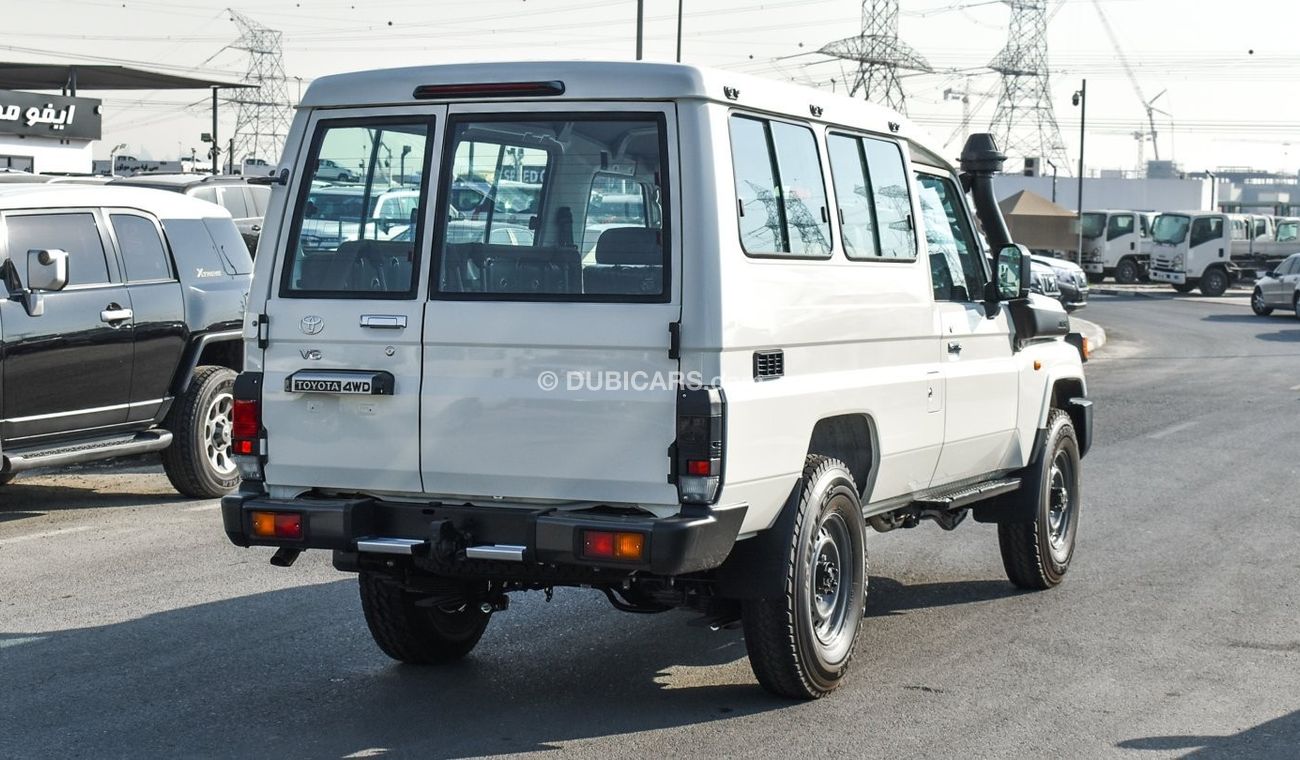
<box><xmin>204</xmin><ymin>392</ymin><xmax>236</xmax><ymax>478</ymax></box>
<box><xmin>809</xmin><ymin>510</ymin><xmax>854</xmax><ymax>660</ymax></box>
<box><xmin>1046</xmin><ymin>449</ymin><xmax>1075</xmax><ymax>563</ymax></box>
<box><xmin>1252</xmin><ymin>291</ymin><xmax>1265</xmax><ymax>312</ymax></box>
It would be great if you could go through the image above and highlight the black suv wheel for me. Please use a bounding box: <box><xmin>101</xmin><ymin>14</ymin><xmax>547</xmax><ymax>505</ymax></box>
<box><xmin>998</xmin><ymin>410</ymin><xmax>1081</xmax><ymax>589</ymax></box>
<box><xmin>359</xmin><ymin>572</ymin><xmax>491</xmax><ymax>664</ymax></box>
<box><xmin>161</xmin><ymin>365</ymin><xmax>239</xmax><ymax>498</ymax></box>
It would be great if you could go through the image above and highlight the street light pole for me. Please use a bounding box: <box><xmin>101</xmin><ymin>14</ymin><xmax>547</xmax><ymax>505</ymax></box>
<box><xmin>676</xmin><ymin>0</ymin><xmax>684</xmax><ymax>62</ymax></box>
<box><xmin>636</xmin><ymin>0</ymin><xmax>644</xmax><ymax>60</ymax></box>
<box><xmin>211</xmin><ymin>86</ymin><xmax>219</xmax><ymax>175</ymax></box>
<box><xmin>1074</xmin><ymin>79</ymin><xmax>1087</xmax><ymax>263</ymax></box>
<box><xmin>1046</xmin><ymin>158</ymin><xmax>1058</xmax><ymax>203</ymax></box>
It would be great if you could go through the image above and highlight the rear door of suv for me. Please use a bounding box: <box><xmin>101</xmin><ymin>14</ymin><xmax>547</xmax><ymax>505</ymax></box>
<box><xmin>420</xmin><ymin>103</ymin><xmax>681</xmax><ymax>505</ymax></box>
<box><xmin>259</xmin><ymin>107</ymin><xmax>444</xmax><ymax>492</ymax></box>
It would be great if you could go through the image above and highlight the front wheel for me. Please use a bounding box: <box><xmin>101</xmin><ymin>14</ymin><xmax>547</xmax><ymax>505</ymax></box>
<box><xmin>359</xmin><ymin>572</ymin><xmax>491</xmax><ymax>664</ymax></box>
<box><xmin>161</xmin><ymin>365</ymin><xmax>239</xmax><ymax>498</ymax></box>
<box><xmin>998</xmin><ymin>410</ymin><xmax>1081</xmax><ymax>590</ymax></box>
<box><xmin>1115</xmin><ymin>258</ymin><xmax>1140</xmax><ymax>284</ymax></box>
<box><xmin>1172</xmin><ymin>282</ymin><xmax>1196</xmax><ymax>294</ymax></box>
<box><xmin>1085</xmin><ymin>272</ymin><xmax>1104</xmax><ymax>285</ymax></box>
<box><xmin>1200</xmin><ymin>268</ymin><xmax>1230</xmax><ymax>297</ymax></box>
<box><xmin>1251</xmin><ymin>289</ymin><xmax>1274</xmax><ymax>316</ymax></box>
<box><xmin>742</xmin><ymin>456</ymin><xmax>867</xmax><ymax>699</ymax></box>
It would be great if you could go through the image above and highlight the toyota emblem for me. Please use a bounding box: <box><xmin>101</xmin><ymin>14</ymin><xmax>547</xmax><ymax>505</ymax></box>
<box><xmin>300</xmin><ymin>315</ymin><xmax>324</xmax><ymax>335</ymax></box>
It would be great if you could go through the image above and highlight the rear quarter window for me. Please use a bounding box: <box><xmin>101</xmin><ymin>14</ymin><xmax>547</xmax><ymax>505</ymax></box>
<box><xmin>159</xmin><ymin>218</ymin><xmax>245</xmax><ymax>280</ymax></box>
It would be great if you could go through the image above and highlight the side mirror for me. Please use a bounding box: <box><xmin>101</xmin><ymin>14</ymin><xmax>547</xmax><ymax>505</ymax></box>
<box><xmin>994</xmin><ymin>244</ymin><xmax>1032</xmax><ymax>300</ymax></box>
<box><xmin>27</xmin><ymin>248</ymin><xmax>69</xmax><ymax>292</ymax></box>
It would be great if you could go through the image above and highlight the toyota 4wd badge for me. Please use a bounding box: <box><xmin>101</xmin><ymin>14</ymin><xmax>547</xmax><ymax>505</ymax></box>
<box><xmin>300</xmin><ymin>315</ymin><xmax>324</xmax><ymax>335</ymax></box>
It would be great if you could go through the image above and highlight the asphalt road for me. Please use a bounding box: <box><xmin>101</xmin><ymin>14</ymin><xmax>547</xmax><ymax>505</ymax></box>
<box><xmin>2</xmin><ymin>293</ymin><xmax>1298</xmax><ymax>759</ymax></box>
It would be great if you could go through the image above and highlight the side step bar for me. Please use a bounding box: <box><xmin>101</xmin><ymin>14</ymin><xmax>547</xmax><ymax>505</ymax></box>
<box><xmin>913</xmin><ymin>477</ymin><xmax>1021</xmax><ymax>511</ymax></box>
<box><xmin>3</xmin><ymin>430</ymin><xmax>173</xmax><ymax>474</ymax></box>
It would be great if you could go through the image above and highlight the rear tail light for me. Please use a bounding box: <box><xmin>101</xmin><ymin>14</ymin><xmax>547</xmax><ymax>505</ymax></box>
<box><xmin>251</xmin><ymin>511</ymin><xmax>302</xmax><ymax>540</ymax></box>
<box><xmin>673</xmin><ymin>386</ymin><xmax>725</xmax><ymax>505</ymax></box>
<box><xmin>581</xmin><ymin>530</ymin><xmax>646</xmax><ymax>561</ymax></box>
<box><xmin>232</xmin><ymin>372</ymin><xmax>265</xmax><ymax>481</ymax></box>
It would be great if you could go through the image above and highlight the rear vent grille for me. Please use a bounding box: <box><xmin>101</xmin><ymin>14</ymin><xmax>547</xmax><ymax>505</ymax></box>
<box><xmin>753</xmin><ymin>350</ymin><xmax>784</xmax><ymax>380</ymax></box>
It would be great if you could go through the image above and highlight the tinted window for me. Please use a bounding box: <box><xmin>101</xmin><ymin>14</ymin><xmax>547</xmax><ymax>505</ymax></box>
<box><xmin>219</xmin><ymin>187</ymin><xmax>250</xmax><ymax>218</ymax></box>
<box><xmin>436</xmin><ymin>115</ymin><xmax>668</xmax><ymax>301</ymax></box>
<box><xmin>918</xmin><ymin>175</ymin><xmax>982</xmax><ymax>302</ymax></box>
<box><xmin>1107</xmin><ymin>214</ymin><xmax>1134</xmax><ymax>240</ymax></box>
<box><xmin>1190</xmin><ymin>217</ymin><xmax>1222</xmax><ymax>248</ymax></box>
<box><xmin>158</xmin><ymin>219</ymin><xmax>227</xmax><ymax>278</ymax></box>
<box><xmin>828</xmin><ymin>133</ymin><xmax>915</xmax><ymax>260</ymax></box>
<box><xmin>6</xmin><ymin>212</ymin><xmax>111</xmax><ymax>287</ymax></box>
<box><xmin>111</xmin><ymin>214</ymin><xmax>173</xmax><ymax>281</ymax></box>
<box><xmin>191</xmin><ymin>186</ymin><xmax>218</xmax><ymax>204</ymax></box>
<box><xmin>204</xmin><ymin>219</ymin><xmax>253</xmax><ymax>275</ymax></box>
<box><xmin>282</xmin><ymin>119</ymin><xmax>431</xmax><ymax>297</ymax></box>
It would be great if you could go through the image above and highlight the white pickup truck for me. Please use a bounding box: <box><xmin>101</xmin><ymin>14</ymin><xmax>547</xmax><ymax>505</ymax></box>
<box><xmin>220</xmin><ymin>61</ymin><xmax>1092</xmax><ymax>700</ymax></box>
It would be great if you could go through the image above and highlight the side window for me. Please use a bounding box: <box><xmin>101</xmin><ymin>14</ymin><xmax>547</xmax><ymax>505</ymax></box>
<box><xmin>191</xmin><ymin>186</ymin><xmax>218</xmax><ymax>204</ymax></box>
<box><xmin>5</xmin><ymin>212</ymin><xmax>111</xmax><ymax>287</ymax></box>
<box><xmin>111</xmin><ymin>214</ymin><xmax>174</xmax><ymax>282</ymax></box>
<box><xmin>1283</xmin><ymin>255</ymin><xmax>1300</xmax><ymax>275</ymax></box>
<box><xmin>1107</xmin><ymin>214</ymin><xmax>1134</xmax><ymax>240</ymax></box>
<box><xmin>826</xmin><ymin>133</ymin><xmax>917</xmax><ymax>260</ymax></box>
<box><xmin>1190</xmin><ymin>217</ymin><xmax>1222</xmax><ymax>248</ymax></box>
<box><xmin>1139</xmin><ymin>214</ymin><xmax>1150</xmax><ymax>237</ymax></box>
<box><xmin>917</xmin><ymin>174</ymin><xmax>983</xmax><ymax>302</ymax></box>
<box><xmin>247</xmin><ymin>185</ymin><xmax>270</xmax><ymax>216</ymax></box>
<box><xmin>729</xmin><ymin>115</ymin><xmax>831</xmax><ymax>257</ymax></box>
<box><xmin>219</xmin><ymin>187</ymin><xmax>250</xmax><ymax>219</ymax></box>
<box><xmin>282</xmin><ymin>119</ymin><xmax>431</xmax><ymax>297</ymax></box>
<box><xmin>585</xmin><ymin>173</ymin><xmax>649</xmax><ymax>255</ymax></box>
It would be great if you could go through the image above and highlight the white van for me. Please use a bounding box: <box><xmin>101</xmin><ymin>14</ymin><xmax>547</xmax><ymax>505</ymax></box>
<box><xmin>221</xmin><ymin>62</ymin><xmax>1092</xmax><ymax>699</ymax></box>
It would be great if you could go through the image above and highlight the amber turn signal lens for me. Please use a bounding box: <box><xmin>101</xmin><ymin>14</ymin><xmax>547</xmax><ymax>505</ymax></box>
<box><xmin>251</xmin><ymin>511</ymin><xmax>276</xmax><ymax>538</ymax></box>
<box><xmin>614</xmin><ymin>532</ymin><xmax>644</xmax><ymax>560</ymax></box>
<box><xmin>251</xmin><ymin>511</ymin><xmax>303</xmax><ymax>540</ymax></box>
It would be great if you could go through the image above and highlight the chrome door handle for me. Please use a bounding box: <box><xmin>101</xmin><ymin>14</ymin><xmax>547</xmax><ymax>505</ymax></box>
<box><xmin>100</xmin><ymin>306</ymin><xmax>133</xmax><ymax>324</ymax></box>
<box><xmin>359</xmin><ymin>314</ymin><xmax>407</xmax><ymax>329</ymax></box>
<box><xmin>947</xmin><ymin>341</ymin><xmax>962</xmax><ymax>354</ymax></box>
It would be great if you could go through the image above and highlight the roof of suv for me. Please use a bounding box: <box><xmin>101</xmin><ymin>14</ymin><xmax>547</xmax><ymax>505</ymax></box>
<box><xmin>0</xmin><ymin>184</ymin><xmax>235</xmax><ymax>219</ymax></box>
<box><xmin>301</xmin><ymin>61</ymin><xmax>945</xmax><ymax>164</ymax></box>
<box><xmin>110</xmin><ymin>173</ymin><xmax>250</xmax><ymax>190</ymax></box>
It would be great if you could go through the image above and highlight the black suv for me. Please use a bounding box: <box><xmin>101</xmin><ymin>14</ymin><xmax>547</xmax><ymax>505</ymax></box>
<box><xmin>109</xmin><ymin>174</ymin><xmax>270</xmax><ymax>254</ymax></box>
<box><xmin>0</xmin><ymin>184</ymin><xmax>251</xmax><ymax>497</ymax></box>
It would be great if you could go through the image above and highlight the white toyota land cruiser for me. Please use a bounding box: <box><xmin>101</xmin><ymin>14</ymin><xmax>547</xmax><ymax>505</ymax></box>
<box><xmin>222</xmin><ymin>62</ymin><xmax>1092</xmax><ymax>700</ymax></box>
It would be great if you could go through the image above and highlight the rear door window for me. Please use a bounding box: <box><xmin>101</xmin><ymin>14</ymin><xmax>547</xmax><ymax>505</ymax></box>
<box><xmin>190</xmin><ymin>186</ymin><xmax>218</xmax><ymax>204</ymax></box>
<box><xmin>218</xmin><ymin>186</ymin><xmax>250</xmax><ymax>219</ymax></box>
<box><xmin>435</xmin><ymin>114</ymin><xmax>669</xmax><ymax>301</ymax></box>
<box><xmin>247</xmin><ymin>185</ymin><xmax>270</xmax><ymax>216</ymax></box>
<box><xmin>6</xmin><ymin>212</ymin><xmax>112</xmax><ymax>287</ymax></box>
<box><xmin>280</xmin><ymin>118</ymin><xmax>432</xmax><ymax>298</ymax></box>
<box><xmin>111</xmin><ymin>213</ymin><xmax>174</xmax><ymax>281</ymax></box>
<box><xmin>826</xmin><ymin>132</ymin><xmax>916</xmax><ymax>259</ymax></box>
<box><xmin>729</xmin><ymin>115</ymin><xmax>831</xmax><ymax>257</ymax></box>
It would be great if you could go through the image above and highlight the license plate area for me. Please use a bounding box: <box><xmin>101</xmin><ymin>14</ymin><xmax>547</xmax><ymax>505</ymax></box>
<box><xmin>285</xmin><ymin>370</ymin><xmax>395</xmax><ymax>395</ymax></box>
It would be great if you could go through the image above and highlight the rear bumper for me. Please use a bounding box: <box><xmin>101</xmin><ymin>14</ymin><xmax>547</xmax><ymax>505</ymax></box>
<box><xmin>221</xmin><ymin>492</ymin><xmax>747</xmax><ymax>577</ymax></box>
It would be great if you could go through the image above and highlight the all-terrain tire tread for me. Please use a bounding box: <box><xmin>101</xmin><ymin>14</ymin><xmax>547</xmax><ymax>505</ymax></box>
<box><xmin>998</xmin><ymin>410</ymin><xmax>1077</xmax><ymax>590</ymax></box>
<box><xmin>161</xmin><ymin>365</ymin><xmax>238</xmax><ymax>498</ymax></box>
<box><xmin>358</xmin><ymin>572</ymin><xmax>487</xmax><ymax>664</ymax></box>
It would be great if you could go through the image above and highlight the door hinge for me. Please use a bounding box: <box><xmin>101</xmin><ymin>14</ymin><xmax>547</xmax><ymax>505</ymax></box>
<box><xmin>669</xmin><ymin>321</ymin><xmax>681</xmax><ymax>360</ymax></box>
<box><xmin>257</xmin><ymin>314</ymin><xmax>270</xmax><ymax>349</ymax></box>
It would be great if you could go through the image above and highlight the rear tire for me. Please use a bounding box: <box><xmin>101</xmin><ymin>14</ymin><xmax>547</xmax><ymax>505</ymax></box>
<box><xmin>1200</xmin><ymin>267</ymin><xmax>1229</xmax><ymax>297</ymax></box>
<box><xmin>1172</xmin><ymin>282</ymin><xmax>1196</xmax><ymax>293</ymax></box>
<box><xmin>1251</xmin><ymin>289</ymin><xmax>1273</xmax><ymax>316</ymax></box>
<box><xmin>359</xmin><ymin>572</ymin><xmax>491</xmax><ymax>664</ymax></box>
<box><xmin>1293</xmin><ymin>293</ymin><xmax>1300</xmax><ymax>320</ymax></box>
<box><xmin>742</xmin><ymin>456</ymin><xmax>867</xmax><ymax>699</ymax></box>
<box><xmin>161</xmin><ymin>366</ymin><xmax>239</xmax><ymax>498</ymax></box>
<box><xmin>1115</xmin><ymin>258</ymin><xmax>1140</xmax><ymax>284</ymax></box>
<box><xmin>998</xmin><ymin>410</ymin><xmax>1081</xmax><ymax>590</ymax></box>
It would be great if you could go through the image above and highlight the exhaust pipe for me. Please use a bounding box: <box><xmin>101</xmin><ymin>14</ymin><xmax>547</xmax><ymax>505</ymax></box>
<box><xmin>270</xmin><ymin>547</ymin><xmax>301</xmax><ymax>567</ymax></box>
<box><xmin>960</xmin><ymin>133</ymin><xmax>1013</xmax><ymax>252</ymax></box>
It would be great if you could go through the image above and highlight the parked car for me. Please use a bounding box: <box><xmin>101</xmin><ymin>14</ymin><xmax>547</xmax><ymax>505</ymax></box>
<box><xmin>220</xmin><ymin>62</ymin><xmax>1092</xmax><ymax>700</ymax></box>
<box><xmin>0</xmin><ymin>184</ymin><xmax>251</xmax><ymax>496</ymax></box>
<box><xmin>1251</xmin><ymin>252</ymin><xmax>1300</xmax><ymax>317</ymax></box>
<box><xmin>1032</xmin><ymin>254</ymin><xmax>1089</xmax><ymax>311</ymax></box>
<box><xmin>109</xmin><ymin>174</ymin><xmax>270</xmax><ymax>254</ymax></box>
<box><xmin>299</xmin><ymin>186</ymin><xmax>420</xmax><ymax>250</ymax></box>
<box><xmin>313</xmin><ymin>158</ymin><xmax>358</xmax><ymax>182</ymax></box>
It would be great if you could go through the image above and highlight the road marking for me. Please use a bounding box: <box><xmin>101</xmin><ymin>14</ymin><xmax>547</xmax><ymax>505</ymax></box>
<box><xmin>0</xmin><ymin>525</ymin><xmax>90</xmax><ymax>546</ymax></box>
<box><xmin>183</xmin><ymin>503</ymin><xmax>223</xmax><ymax>512</ymax></box>
<box><xmin>1148</xmin><ymin>420</ymin><xmax>1199</xmax><ymax>440</ymax></box>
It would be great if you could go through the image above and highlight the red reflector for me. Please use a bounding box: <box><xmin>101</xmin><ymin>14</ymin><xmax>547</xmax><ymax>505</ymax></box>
<box><xmin>232</xmin><ymin>399</ymin><xmax>260</xmax><ymax>439</ymax></box>
<box><xmin>412</xmin><ymin>80</ymin><xmax>565</xmax><ymax>100</ymax></box>
<box><xmin>583</xmin><ymin>531</ymin><xmax>615</xmax><ymax>559</ymax></box>
<box><xmin>686</xmin><ymin>459</ymin><xmax>711</xmax><ymax>476</ymax></box>
<box><xmin>274</xmin><ymin>513</ymin><xmax>302</xmax><ymax>540</ymax></box>
<box><xmin>234</xmin><ymin>439</ymin><xmax>255</xmax><ymax>456</ymax></box>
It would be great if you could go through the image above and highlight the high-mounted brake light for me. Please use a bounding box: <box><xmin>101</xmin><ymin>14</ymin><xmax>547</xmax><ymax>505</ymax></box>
<box><xmin>232</xmin><ymin>372</ymin><xmax>265</xmax><ymax>481</ymax></box>
<box><xmin>673</xmin><ymin>386</ymin><xmax>726</xmax><ymax>505</ymax></box>
<box><xmin>412</xmin><ymin>80</ymin><xmax>565</xmax><ymax>100</ymax></box>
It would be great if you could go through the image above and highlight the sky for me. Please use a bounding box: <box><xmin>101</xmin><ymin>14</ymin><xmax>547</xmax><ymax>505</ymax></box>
<box><xmin>5</xmin><ymin>0</ymin><xmax>1300</xmax><ymax>176</ymax></box>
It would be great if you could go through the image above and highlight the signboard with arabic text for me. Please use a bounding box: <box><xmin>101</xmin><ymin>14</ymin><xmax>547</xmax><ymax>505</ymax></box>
<box><xmin>0</xmin><ymin>89</ymin><xmax>102</xmax><ymax>141</ymax></box>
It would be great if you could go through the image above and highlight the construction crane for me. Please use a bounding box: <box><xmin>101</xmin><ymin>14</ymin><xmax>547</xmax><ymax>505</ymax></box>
<box><xmin>1091</xmin><ymin>0</ymin><xmax>1170</xmax><ymax>168</ymax></box>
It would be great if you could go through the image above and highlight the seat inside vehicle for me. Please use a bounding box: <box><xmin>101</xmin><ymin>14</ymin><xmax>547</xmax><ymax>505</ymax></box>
<box><xmin>583</xmin><ymin>227</ymin><xmax>663</xmax><ymax>296</ymax></box>
<box><xmin>442</xmin><ymin>242</ymin><xmax>581</xmax><ymax>295</ymax></box>
<box><xmin>297</xmin><ymin>239</ymin><xmax>414</xmax><ymax>292</ymax></box>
